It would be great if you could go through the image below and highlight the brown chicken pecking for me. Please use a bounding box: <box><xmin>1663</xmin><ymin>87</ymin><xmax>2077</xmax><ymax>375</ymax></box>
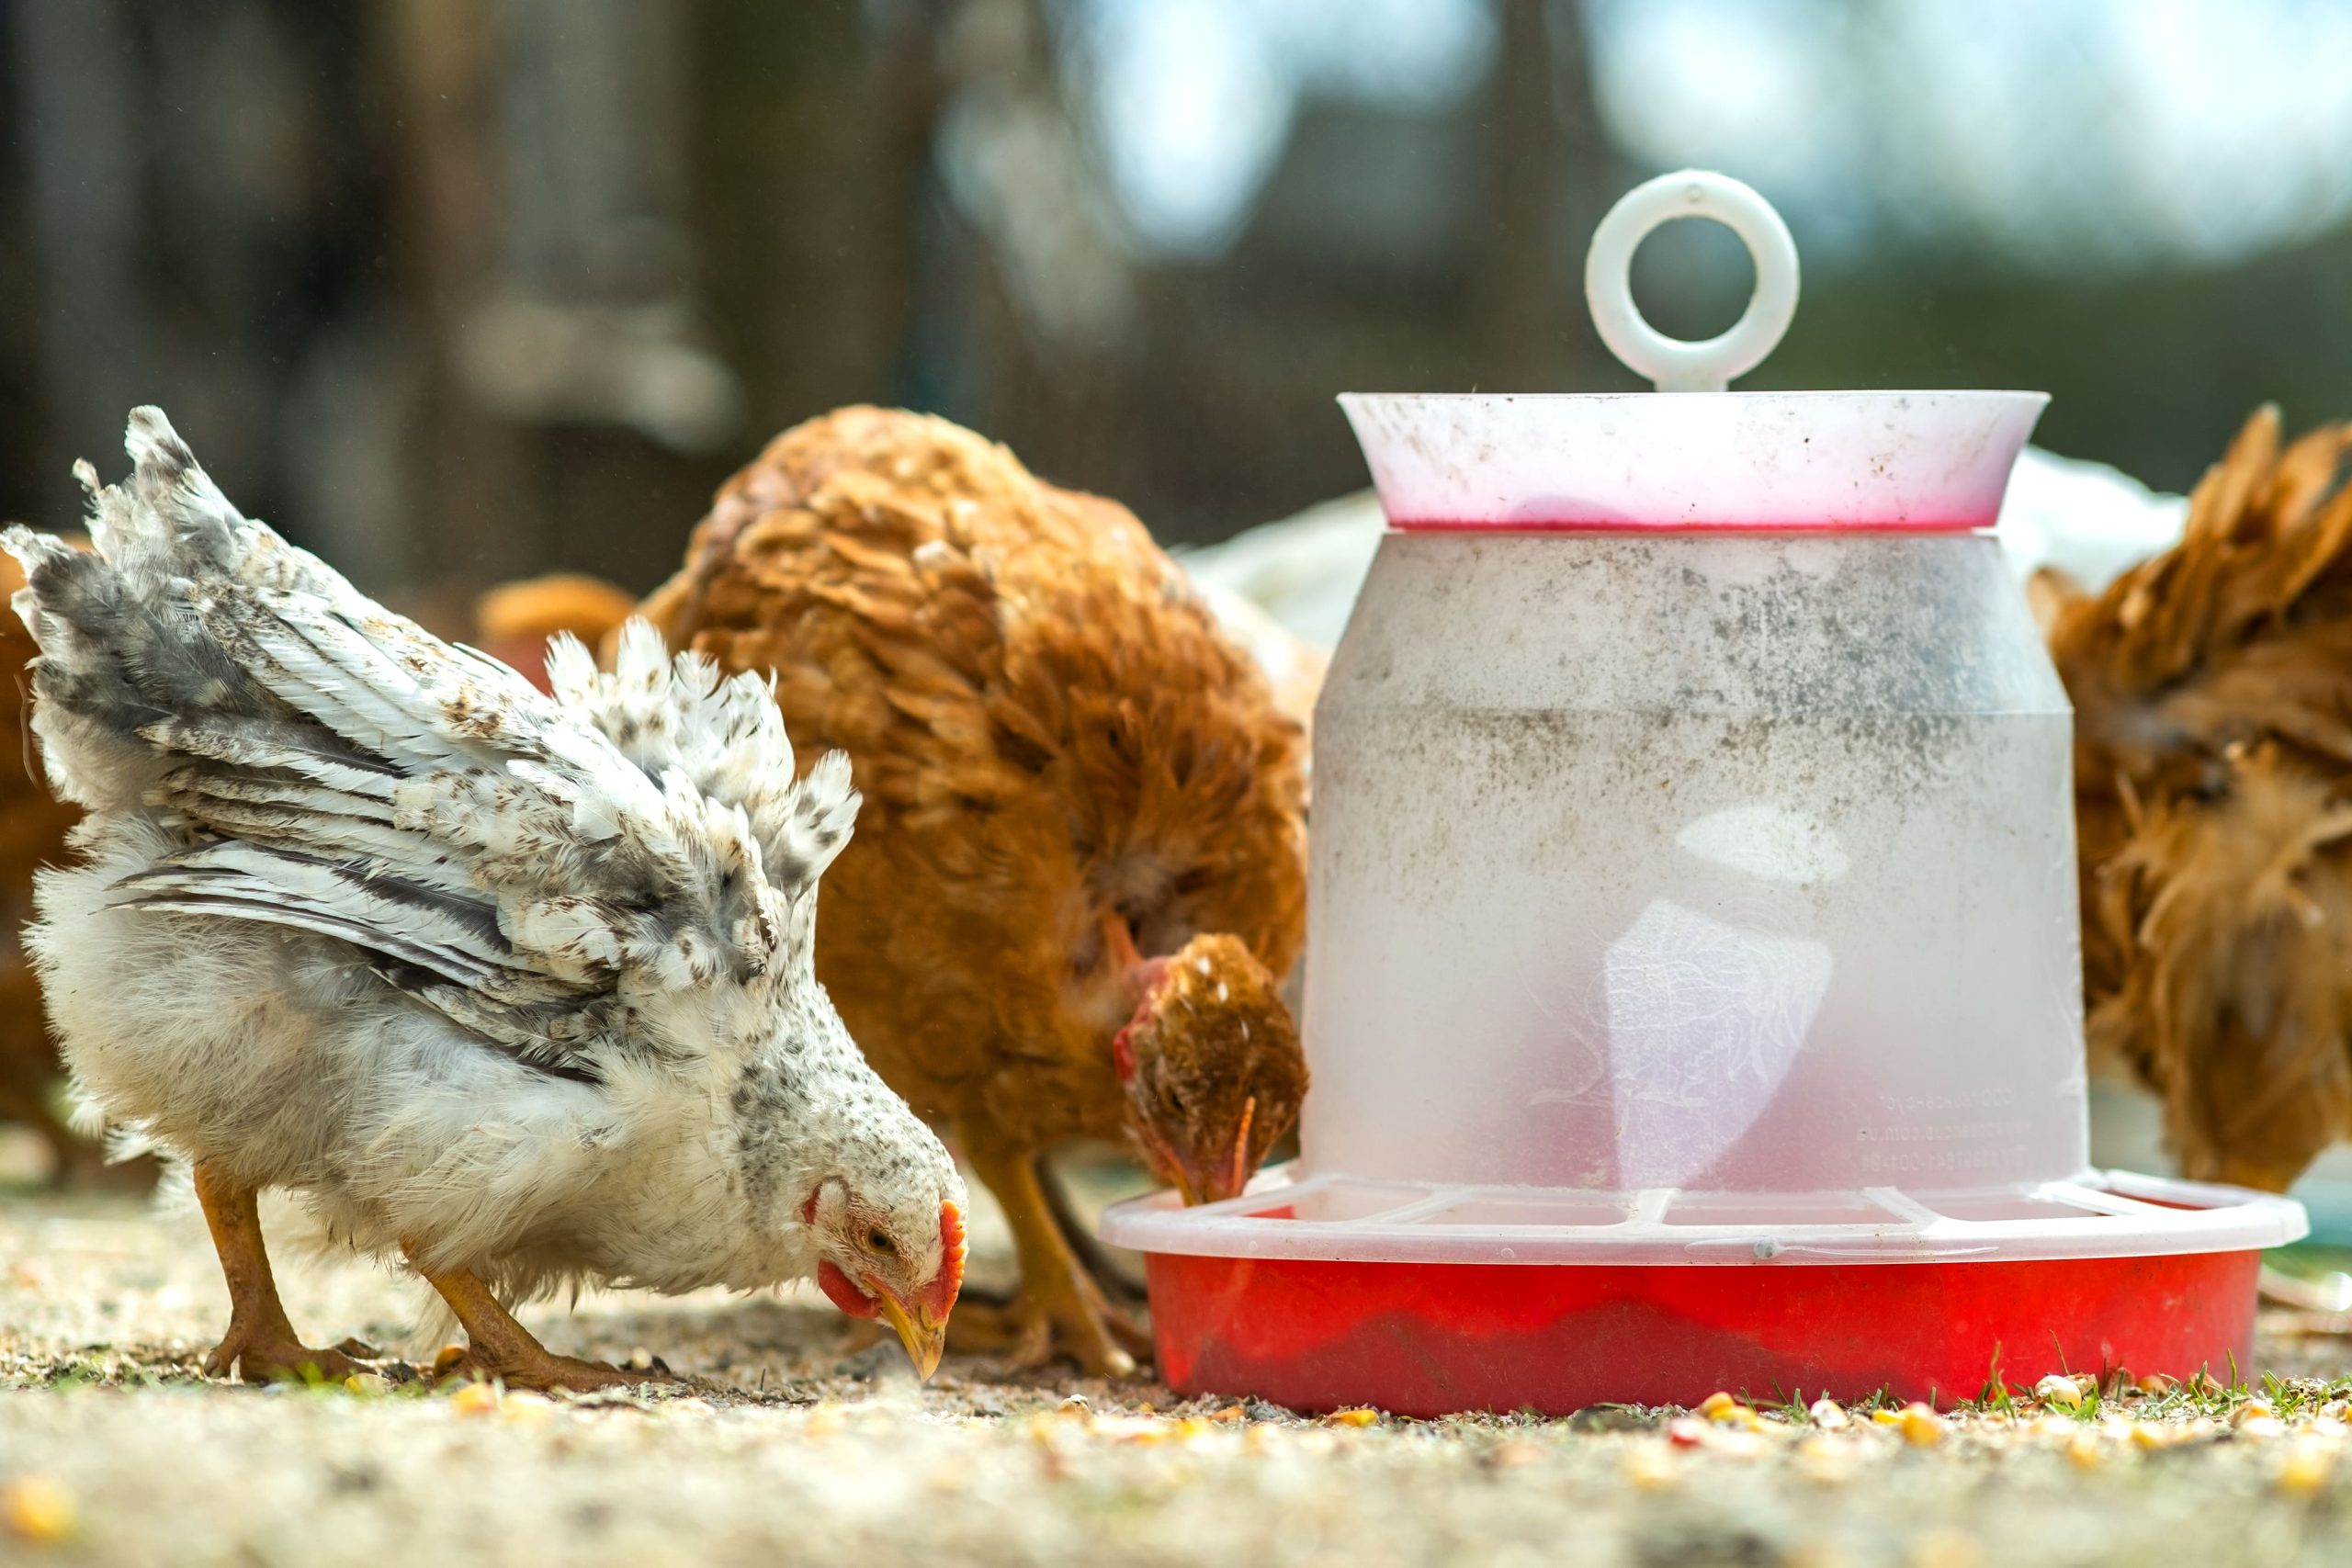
<box><xmin>640</xmin><ymin>407</ymin><xmax>1308</xmax><ymax>1373</ymax></box>
<box><xmin>2042</xmin><ymin>406</ymin><xmax>2352</xmax><ymax>1192</ymax></box>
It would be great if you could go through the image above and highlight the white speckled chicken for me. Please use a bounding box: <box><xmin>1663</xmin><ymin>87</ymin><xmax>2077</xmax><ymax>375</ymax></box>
<box><xmin>8</xmin><ymin>409</ymin><xmax>966</xmax><ymax>1389</ymax></box>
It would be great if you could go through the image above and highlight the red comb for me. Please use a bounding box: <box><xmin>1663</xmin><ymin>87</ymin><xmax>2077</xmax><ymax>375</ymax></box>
<box><xmin>923</xmin><ymin>1200</ymin><xmax>967</xmax><ymax>1319</ymax></box>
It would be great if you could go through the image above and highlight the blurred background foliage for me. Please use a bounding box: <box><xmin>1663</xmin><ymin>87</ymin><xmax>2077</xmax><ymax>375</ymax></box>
<box><xmin>5</xmin><ymin>0</ymin><xmax>2350</xmax><ymax>616</ymax></box>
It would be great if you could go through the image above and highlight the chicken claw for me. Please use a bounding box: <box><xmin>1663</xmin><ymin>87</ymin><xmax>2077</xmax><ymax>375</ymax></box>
<box><xmin>953</xmin><ymin>1145</ymin><xmax>1148</xmax><ymax>1377</ymax></box>
<box><xmin>202</xmin><ymin>1327</ymin><xmax>363</xmax><ymax>1385</ymax></box>
<box><xmin>407</xmin><ymin>1248</ymin><xmax>663</xmax><ymax>1394</ymax></box>
<box><xmin>192</xmin><ymin>1162</ymin><xmax>363</xmax><ymax>1384</ymax></box>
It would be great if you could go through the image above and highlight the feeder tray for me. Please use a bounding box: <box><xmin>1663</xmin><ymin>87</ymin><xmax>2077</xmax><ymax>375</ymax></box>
<box><xmin>1100</xmin><ymin>171</ymin><xmax>2306</xmax><ymax>1417</ymax></box>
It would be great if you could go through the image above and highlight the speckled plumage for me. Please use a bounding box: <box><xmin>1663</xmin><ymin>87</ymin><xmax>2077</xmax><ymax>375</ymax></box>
<box><xmin>6</xmin><ymin>408</ymin><xmax>963</xmax><ymax>1322</ymax></box>
<box><xmin>639</xmin><ymin>406</ymin><xmax>1308</xmax><ymax>1372</ymax></box>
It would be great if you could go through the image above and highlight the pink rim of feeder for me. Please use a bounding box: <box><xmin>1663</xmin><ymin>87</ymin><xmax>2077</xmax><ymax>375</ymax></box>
<box><xmin>1102</xmin><ymin>169</ymin><xmax>2307</xmax><ymax>1416</ymax></box>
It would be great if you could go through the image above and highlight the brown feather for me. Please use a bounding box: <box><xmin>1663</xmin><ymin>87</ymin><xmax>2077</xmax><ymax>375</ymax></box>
<box><xmin>2049</xmin><ymin>407</ymin><xmax>2352</xmax><ymax>1189</ymax></box>
<box><xmin>640</xmin><ymin>410</ymin><xmax>1308</xmax><ymax>1304</ymax></box>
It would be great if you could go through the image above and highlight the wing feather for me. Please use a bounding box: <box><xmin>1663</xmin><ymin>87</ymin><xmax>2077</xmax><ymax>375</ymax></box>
<box><xmin>6</xmin><ymin>408</ymin><xmax>836</xmax><ymax>1079</ymax></box>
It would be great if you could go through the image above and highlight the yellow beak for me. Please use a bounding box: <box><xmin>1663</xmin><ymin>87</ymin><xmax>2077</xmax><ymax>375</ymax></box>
<box><xmin>870</xmin><ymin>1281</ymin><xmax>948</xmax><ymax>1381</ymax></box>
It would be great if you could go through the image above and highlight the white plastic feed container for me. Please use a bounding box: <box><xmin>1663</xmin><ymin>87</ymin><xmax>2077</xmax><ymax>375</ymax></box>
<box><xmin>1104</xmin><ymin>172</ymin><xmax>2303</xmax><ymax>1416</ymax></box>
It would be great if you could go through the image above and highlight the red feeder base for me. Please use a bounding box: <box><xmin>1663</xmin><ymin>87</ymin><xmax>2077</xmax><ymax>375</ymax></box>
<box><xmin>1143</xmin><ymin>1249</ymin><xmax>2262</xmax><ymax>1416</ymax></box>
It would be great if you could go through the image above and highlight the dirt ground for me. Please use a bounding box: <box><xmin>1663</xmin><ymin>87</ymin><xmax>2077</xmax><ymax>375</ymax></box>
<box><xmin>3</xmin><ymin>1153</ymin><xmax>2351</xmax><ymax>1568</ymax></box>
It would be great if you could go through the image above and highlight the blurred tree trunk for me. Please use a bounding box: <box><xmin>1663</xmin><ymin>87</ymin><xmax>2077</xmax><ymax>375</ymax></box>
<box><xmin>382</xmin><ymin>0</ymin><xmax>746</xmax><ymax>612</ymax></box>
<box><xmin>684</xmin><ymin>0</ymin><xmax>946</xmax><ymax>434</ymax></box>
<box><xmin>1469</xmin><ymin>0</ymin><xmax>1620</xmax><ymax>391</ymax></box>
<box><xmin>7</xmin><ymin>0</ymin><xmax>155</xmax><ymax>525</ymax></box>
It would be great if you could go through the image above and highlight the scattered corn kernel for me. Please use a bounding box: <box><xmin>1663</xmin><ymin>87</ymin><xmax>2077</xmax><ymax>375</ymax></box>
<box><xmin>2034</xmin><ymin>1374</ymin><xmax>2087</xmax><ymax>1410</ymax></box>
<box><xmin>448</xmin><ymin>1380</ymin><xmax>501</xmax><ymax>1416</ymax></box>
<box><xmin>1910</xmin><ymin>1529</ymin><xmax>1982</xmax><ymax>1568</ymax></box>
<box><xmin>1206</xmin><ymin>1405</ymin><xmax>1246</xmax><ymax>1425</ymax></box>
<box><xmin>2233</xmin><ymin>1398</ymin><xmax>2277</xmax><ymax>1426</ymax></box>
<box><xmin>1326</xmin><ymin>1407</ymin><xmax>1381</xmax><ymax>1427</ymax></box>
<box><xmin>804</xmin><ymin>1403</ymin><xmax>845</xmax><ymax>1436</ymax></box>
<box><xmin>2239</xmin><ymin>1416</ymin><xmax>2288</xmax><ymax>1440</ymax></box>
<box><xmin>2129</xmin><ymin>1422</ymin><xmax>2174</xmax><ymax>1452</ymax></box>
<box><xmin>2032</xmin><ymin>1414</ymin><xmax>2077</xmax><ymax>1439</ymax></box>
<box><xmin>2312</xmin><ymin>1417</ymin><xmax>2350</xmax><ymax>1441</ymax></box>
<box><xmin>1899</xmin><ymin>1404</ymin><xmax>1945</xmax><ymax>1447</ymax></box>
<box><xmin>2278</xmin><ymin>1438</ymin><xmax>2338</xmax><ymax>1497</ymax></box>
<box><xmin>2065</xmin><ymin>1432</ymin><xmax>2103</xmax><ymax>1470</ymax></box>
<box><xmin>343</xmin><ymin>1372</ymin><xmax>390</xmax><ymax>1397</ymax></box>
<box><xmin>432</xmin><ymin>1344</ymin><xmax>466</xmax><ymax>1376</ymax></box>
<box><xmin>501</xmin><ymin>1391</ymin><xmax>552</xmax><ymax>1427</ymax></box>
<box><xmin>2</xmin><ymin>1478</ymin><xmax>74</xmax><ymax>1542</ymax></box>
<box><xmin>1056</xmin><ymin>1395</ymin><xmax>1091</xmax><ymax>1420</ymax></box>
<box><xmin>1794</xmin><ymin>1434</ymin><xmax>1851</xmax><ymax>1485</ymax></box>
<box><xmin>1489</xmin><ymin>1439</ymin><xmax>1542</xmax><ymax>1470</ymax></box>
<box><xmin>1699</xmin><ymin>1391</ymin><xmax>1738</xmax><ymax>1419</ymax></box>
<box><xmin>1623</xmin><ymin>1445</ymin><xmax>1680</xmax><ymax>1491</ymax></box>
<box><xmin>1807</xmin><ymin>1398</ymin><xmax>1849</xmax><ymax>1431</ymax></box>
<box><xmin>1871</xmin><ymin>1407</ymin><xmax>1904</xmax><ymax>1427</ymax></box>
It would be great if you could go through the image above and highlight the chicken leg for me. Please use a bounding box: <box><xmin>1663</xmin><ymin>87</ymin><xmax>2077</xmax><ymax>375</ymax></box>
<box><xmin>1042</xmin><ymin>1157</ymin><xmax>1148</xmax><ymax>1309</ymax></box>
<box><xmin>193</xmin><ymin>1162</ymin><xmax>361</xmax><ymax>1383</ymax></box>
<box><xmin>950</xmin><ymin>1142</ymin><xmax>1148</xmax><ymax>1376</ymax></box>
<box><xmin>406</xmin><ymin>1248</ymin><xmax>649</xmax><ymax>1393</ymax></box>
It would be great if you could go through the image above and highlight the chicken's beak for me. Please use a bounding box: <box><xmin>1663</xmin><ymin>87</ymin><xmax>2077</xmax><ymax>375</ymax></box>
<box><xmin>868</xmin><ymin>1280</ymin><xmax>948</xmax><ymax>1381</ymax></box>
<box><xmin>1154</xmin><ymin>1095</ymin><xmax>1259</xmax><ymax>1207</ymax></box>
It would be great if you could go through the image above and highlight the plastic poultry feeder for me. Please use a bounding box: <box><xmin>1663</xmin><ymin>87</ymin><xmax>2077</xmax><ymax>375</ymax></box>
<box><xmin>1100</xmin><ymin>171</ymin><xmax>2307</xmax><ymax>1417</ymax></box>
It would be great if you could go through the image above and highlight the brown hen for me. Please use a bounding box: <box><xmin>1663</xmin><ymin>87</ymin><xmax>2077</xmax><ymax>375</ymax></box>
<box><xmin>2043</xmin><ymin>406</ymin><xmax>2352</xmax><ymax>1191</ymax></box>
<box><xmin>640</xmin><ymin>407</ymin><xmax>1309</xmax><ymax>1373</ymax></box>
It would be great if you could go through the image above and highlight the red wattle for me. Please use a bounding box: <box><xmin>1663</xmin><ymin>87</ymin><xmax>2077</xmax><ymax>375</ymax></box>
<box><xmin>817</xmin><ymin>1258</ymin><xmax>878</xmax><ymax>1318</ymax></box>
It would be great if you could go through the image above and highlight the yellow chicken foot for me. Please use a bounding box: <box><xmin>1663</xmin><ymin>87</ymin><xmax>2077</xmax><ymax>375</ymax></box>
<box><xmin>404</xmin><ymin>1247</ymin><xmax>654</xmax><ymax>1393</ymax></box>
<box><xmin>193</xmin><ymin>1162</ymin><xmax>362</xmax><ymax>1384</ymax></box>
<box><xmin>953</xmin><ymin>1145</ymin><xmax>1148</xmax><ymax>1374</ymax></box>
<box><xmin>1041</xmin><ymin>1158</ymin><xmax>1149</xmax><ymax>1310</ymax></box>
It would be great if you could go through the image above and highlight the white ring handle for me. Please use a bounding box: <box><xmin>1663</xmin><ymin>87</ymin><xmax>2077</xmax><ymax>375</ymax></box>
<box><xmin>1584</xmin><ymin>170</ymin><xmax>1799</xmax><ymax>394</ymax></box>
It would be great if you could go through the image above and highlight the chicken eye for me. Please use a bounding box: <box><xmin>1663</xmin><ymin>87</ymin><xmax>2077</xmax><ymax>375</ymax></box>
<box><xmin>865</xmin><ymin>1228</ymin><xmax>896</xmax><ymax>1255</ymax></box>
<box><xmin>1159</xmin><ymin>1084</ymin><xmax>1186</xmax><ymax>1116</ymax></box>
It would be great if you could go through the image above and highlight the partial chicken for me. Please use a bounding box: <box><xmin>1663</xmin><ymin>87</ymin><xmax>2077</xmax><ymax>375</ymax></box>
<box><xmin>641</xmin><ymin>407</ymin><xmax>1308</xmax><ymax>1374</ymax></box>
<box><xmin>2043</xmin><ymin>406</ymin><xmax>2352</xmax><ymax>1192</ymax></box>
<box><xmin>0</xmin><ymin>547</ymin><xmax>98</xmax><ymax>1182</ymax></box>
<box><xmin>12</xmin><ymin>409</ymin><xmax>967</xmax><ymax>1388</ymax></box>
<box><xmin>474</xmin><ymin>573</ymin><xmax>639</xmax><ymax>694</ymax></box>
